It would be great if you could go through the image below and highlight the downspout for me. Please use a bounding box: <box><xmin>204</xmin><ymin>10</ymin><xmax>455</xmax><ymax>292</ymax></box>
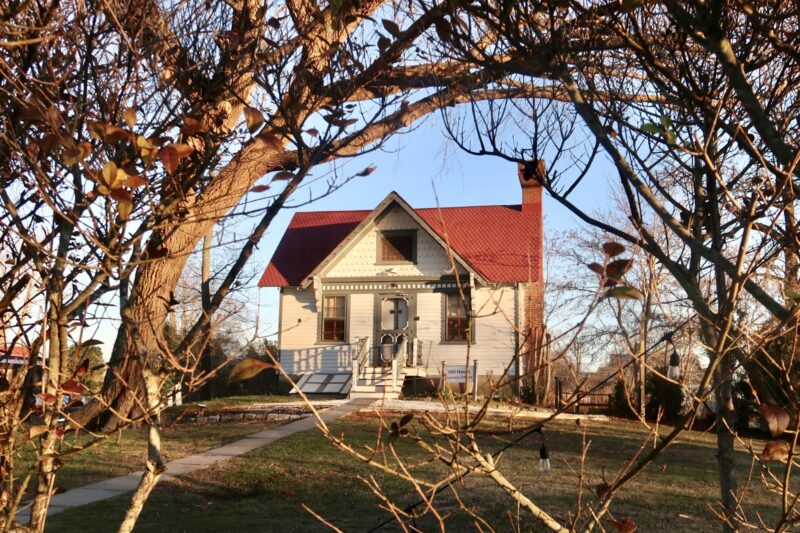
<box><xmin>514</xmin><ymin>283</ymin><xmax>522</xmax><ymax>394</ymax></box>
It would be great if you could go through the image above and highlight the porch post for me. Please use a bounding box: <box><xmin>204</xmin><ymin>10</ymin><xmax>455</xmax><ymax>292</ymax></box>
<box><xmin>352</xmin><ymin>344</ymin><xmax>359</xmax><ymax>389</ymax></box>
<box><xmin>472</xmin><ymin>360</ymin><xmax>479</xmax><ymax>401</ymax></box>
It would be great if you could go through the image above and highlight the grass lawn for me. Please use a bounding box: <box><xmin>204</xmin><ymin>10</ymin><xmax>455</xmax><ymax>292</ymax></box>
<box><xmin>18</xmin><ymin>419</ymin><xmax>287</xmax><ymax>491</ymax></box>
<box><xmin>43</xmin><ymin>412</ymin><xmax>791</xmax><ymax>532</ymax></box>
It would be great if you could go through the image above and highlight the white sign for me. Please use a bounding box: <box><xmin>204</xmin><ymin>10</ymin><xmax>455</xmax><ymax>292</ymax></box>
<box><xmin>445</xmin><ymin>365</ymin><xmax>467</xmax><ymax>384</ymax></box>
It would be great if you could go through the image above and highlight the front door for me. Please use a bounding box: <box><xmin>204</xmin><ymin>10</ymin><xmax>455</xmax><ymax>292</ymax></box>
<box><xmin>375</xmin><ymin>294</ymin><xmax>415</xmax><ymax>365</ymax></box>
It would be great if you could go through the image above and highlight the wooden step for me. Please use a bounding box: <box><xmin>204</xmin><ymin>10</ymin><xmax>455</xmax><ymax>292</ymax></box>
<box><xmin>352</xmin><ymin>386</ymin><xmax>400</xmax><ymax>394</ymax></box>
<box><xmin>348</xmin><ymin>390</ymin><xmax>401</xmax><ymax>399</ymax></box>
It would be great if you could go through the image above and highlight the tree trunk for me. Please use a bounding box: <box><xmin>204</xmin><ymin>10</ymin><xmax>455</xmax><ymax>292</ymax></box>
<box><xmin>714</xmin><ymin>351</ymin><xmax>739</xmax><ymax>532</ymax></box>
<box><xmin>200</xmin><ymin>227</ymin><xmax>213</xmax><ymax>401</ymax></box>
<box><xmin>117</xmin><ymin>370</ymin><xmax>164</xmax><ymax>533</ymax></box>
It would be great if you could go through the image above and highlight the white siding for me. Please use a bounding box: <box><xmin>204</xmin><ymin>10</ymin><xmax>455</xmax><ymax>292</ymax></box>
<box><xmin>414</xmin><ymin>286</ymin><xmax>519</xmax><ymax>377</ymax></box>
<box><xmin>349</xmin><ymin>293</ymin><xmax>373</xmax><ymax>340</ymax></box>
<box><xmin>326</xmin><ymin>205</ymin><xmax>465</xmax><ymax>278</ymax></box>
<box><xmin>278</xmin><ymin>288</ymin><xmax>373</xmax><ymax>374</ymax></box>
<box><xmin>473</xmin><ymin>286</ymin><xmax>519</xmax><ymax>376</ymax></box>
<box><xmin>279</xmin><ymin>285</ymin><xmax>518</xmax><ymax>376</ymax></box>
<box><xmin>280</xmin><ymin>286</ymin><xmax>516</xmax><ymax>376</ymax></box>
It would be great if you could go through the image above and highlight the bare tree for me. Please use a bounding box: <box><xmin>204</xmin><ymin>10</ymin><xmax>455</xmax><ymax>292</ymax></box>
<box><xmin>425</xmin><ymin>1</ymin><xmax>800</xmax><ymax>530</ymax></box>
<box><xmin>0</xmin><ymin>0</ymin><xmax>546</xmax><ymax>528</ymax></box>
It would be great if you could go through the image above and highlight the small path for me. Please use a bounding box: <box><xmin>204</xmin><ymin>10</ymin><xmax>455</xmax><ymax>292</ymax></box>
<box><xmin>17</xmin><ymin>399</ymin><xmax>373</xmax><ymax>521</ymax></box>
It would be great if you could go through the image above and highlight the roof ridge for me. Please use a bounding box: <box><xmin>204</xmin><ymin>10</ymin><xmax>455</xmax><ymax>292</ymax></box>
<box><xmin>416</xmin><ymin>204</ymin><xmax>522</xmax><ymax>210</ymax></box>
<box><xmin>292</xmin><ymin>204</ymin><xmax>522</xmax><ymax>215</ymax></box>
<box><xmin>293</xmin><ymin>208</ymin><xmax>372</xmax><ymax>215</ymax></box>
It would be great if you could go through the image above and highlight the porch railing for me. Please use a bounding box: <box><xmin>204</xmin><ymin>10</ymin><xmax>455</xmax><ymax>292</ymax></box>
<box><xmin>391</xmin><ymin>336</ymin><xmax>408</xmax><ymax>390</ymax></box>
<box><xmin>409</xmin><ymin>338</ymin><xmax>424</xmax><ymax>366</ymax></box>
<box><xmin>353</xmin><ymin>336</ymin><xmax>370</xmax><ymax>385</ymax></box>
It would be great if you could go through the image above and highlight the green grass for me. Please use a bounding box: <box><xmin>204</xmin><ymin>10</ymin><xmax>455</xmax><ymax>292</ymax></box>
<box><xmin>18</xmin><ymin>420</ymin><xmax>286</xmax><ymax>491</ymax></box>
<box><xmin>44</xmin><ymin>413</ymin><xmax>793</xmax><ymax>532</ymax></box>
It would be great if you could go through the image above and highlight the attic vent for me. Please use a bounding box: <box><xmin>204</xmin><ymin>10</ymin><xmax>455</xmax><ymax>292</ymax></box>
<box><xmin>378</xmin><ymin>230</ymin><xmax>416</xmax><ymax>263</ymax></box>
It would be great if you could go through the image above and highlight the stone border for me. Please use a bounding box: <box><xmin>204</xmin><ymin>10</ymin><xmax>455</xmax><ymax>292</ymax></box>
<box><xmin>166</xmin><ymin>404</ymin><xmax>338</xmax><ymax>425</ymax></box>
<box><xmin>192</xmin><ymin>411</ymin><xmax>309</xmax><ymax>424</ymax></box>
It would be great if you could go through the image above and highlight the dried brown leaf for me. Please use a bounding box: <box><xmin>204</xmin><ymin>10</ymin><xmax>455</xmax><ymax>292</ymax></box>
<box><xmin>602</xmin><ymin>242</ymin><xmax>626</xmax><ymax>257</ymax></box>
<box><xmin>228</xmin><ymin>358</ymin><xmax>275</xmax><ymax>383</ymax></box>
<box><xmin>608</xmin><ymin>517</ymin><xmax>637</xmax><ymax>533</ymax></box>
<box><xmin>244</xmin><ymin>107</ymin><xmax>265</xmax><ymax>133</ymax></box>
<box><xmin>29</xmin><ymin>425</ymin><xmax>48</xmax><ymax>439</ymax></box>
<box><xmin>758</xmin><ymin>404</ymin><xmax>791</xmax><ymax>437</ymax></box>
<box><xmin>762</xmin><ymin>440</ymin><xmax>790</xmax><ymax>462</ymax></box>
<box><xmin>123</xmin><ymin>107</ymin><xmax>137</xmax><ymax>128</ymax></box>
<box><xmin>604</xmin><ymin>286</ymin><xmax>643</xmax><ymax>301</ymax></box>
<box><xmin>587</xmin><ymin>262</ymin><xmax>604</xmax><ymax>275</ymax></box>
<box><xmin>272</xmin><ymin>170</ymin><xmax>295</xmax><ymax>181</ymax></box>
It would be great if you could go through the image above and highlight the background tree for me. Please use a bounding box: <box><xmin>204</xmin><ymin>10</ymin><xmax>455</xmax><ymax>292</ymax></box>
<box><xmin>65</xmin><ymin>345</ymin><xmax>106</xmax><ymax>392</ymax></box>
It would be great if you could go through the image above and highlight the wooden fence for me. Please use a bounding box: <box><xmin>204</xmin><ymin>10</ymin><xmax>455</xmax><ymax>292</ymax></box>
<box><xmin>554</xmin><ymin>378</ymin><xmax>612</xmax><ymax>414</ymax></box>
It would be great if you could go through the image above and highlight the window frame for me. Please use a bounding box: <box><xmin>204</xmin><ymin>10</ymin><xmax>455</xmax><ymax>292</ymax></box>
<box><xmin>318</xmin><ymin>294</ymin><xmax>349</xmax><ymax>344</ymax></box>
<box><xmin>376</xmin><ymin>230</ymin><xmax>417</xmax><ymax>265</ymax></box>
<box><xmin>441</xmin><ymin>291</ymin><xmax>475</xmax><ymax>344</ymax></box>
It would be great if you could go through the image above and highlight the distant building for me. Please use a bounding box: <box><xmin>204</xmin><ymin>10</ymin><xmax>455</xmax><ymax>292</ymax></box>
<box><xmin>0</xmin><ymin>344</ymin><xmax>33</xmax><ymax>381</ymax></box>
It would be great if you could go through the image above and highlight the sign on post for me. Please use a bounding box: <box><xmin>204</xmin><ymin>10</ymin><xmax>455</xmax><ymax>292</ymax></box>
<box><xmin>445</xmin><ymin>364</ymin><xmax>467</xmax><ymax>384</ymax></box>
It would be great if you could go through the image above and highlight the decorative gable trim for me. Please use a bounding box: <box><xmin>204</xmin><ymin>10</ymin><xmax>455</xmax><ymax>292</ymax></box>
<box><xmin>300</xmin><ymin>192</ymin><xmax>487</xmax><ymax>289</ymax></box>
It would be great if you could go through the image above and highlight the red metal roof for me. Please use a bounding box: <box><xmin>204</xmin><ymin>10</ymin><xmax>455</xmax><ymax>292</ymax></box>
<box><xmin>417</xmin><ymin>205</ymin><xmax>541</xmax><ymax>283</ymax></box>
<box><xmin>0</xmin><ymin>344</ymin><xmax>32</xmax><ymax>366</ymax></box>
<box><xmin>1</xmin><ymin>345</ymin><xmax>30</xmax><ymax>357</ymax></box>
<box><xmin>259</xmin><ymin>210</ymin><xmax>370</xmax><ymax>287</ymax></box>
<box><xmin>259</xmin><ymin>201</ymin><xmax>542</xmax><ymax>287</ymax></box>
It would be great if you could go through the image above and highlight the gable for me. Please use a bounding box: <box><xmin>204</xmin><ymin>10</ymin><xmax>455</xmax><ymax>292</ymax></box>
<box><xmin>324</xmin><ymin>205</ymin><xmax>466</xmax><ymax>279</ymax></box>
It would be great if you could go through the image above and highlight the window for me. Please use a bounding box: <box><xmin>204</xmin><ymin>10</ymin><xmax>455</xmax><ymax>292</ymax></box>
<box><xmin>378</xmin><ymin>231</ymin><xmax>416</xmax><ymax>263</ymax></box>
<box><xmin>321</xmin><ymin>295</ymin><xmax>347</xmax><ymax>342</ymax></box>
<box><xmin>444</xmin><ymin>292</ymin><xmax>471</xmax><ymax>342</ymax></box>
<box><xmin>381</xmin><ymin>297</ymin><xmax>409</xmax><ymax>330</ymax></box>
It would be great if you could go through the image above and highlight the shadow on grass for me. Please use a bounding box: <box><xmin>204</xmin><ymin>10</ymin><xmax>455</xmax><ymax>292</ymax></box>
<box><xmin>45</xmin><ymin>415</ymin><xmax>793</xmax><ymax>532</ymax></box>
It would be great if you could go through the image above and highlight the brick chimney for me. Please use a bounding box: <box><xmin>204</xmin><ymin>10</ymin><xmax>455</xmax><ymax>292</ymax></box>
<box><xmin>518</xmin><ymin>160</ymin><xmax>545</xmax><ymax>211</ymax></box>
<box><xmin>517</xmin><ymin>161</ymin><xmax>546</xmax><ymax>395</ymax></box>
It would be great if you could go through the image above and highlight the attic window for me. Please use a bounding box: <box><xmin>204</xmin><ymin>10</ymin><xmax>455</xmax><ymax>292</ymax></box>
<box><xmin>378</xmin><ymin>230</ymin><xmax>416</xmax><ymax>263</ymax></box>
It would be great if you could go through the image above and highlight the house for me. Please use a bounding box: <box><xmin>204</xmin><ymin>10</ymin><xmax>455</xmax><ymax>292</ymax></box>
<box><xmin>259</xmin><ymin>163</ymin><xmax>545</xmax><ymax>398</ymax></box>
<box><xmin>1</xmin><ymin>343</ymin><xmax>34</xmax><ymax>382</ymax></box>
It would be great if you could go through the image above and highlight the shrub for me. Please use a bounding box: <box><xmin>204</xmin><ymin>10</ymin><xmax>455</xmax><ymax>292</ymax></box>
<box><xmin>732</xmin><ymin>375</ymin><xmax>759</xmax><ymax>432</ymax></box>
<box><xmin>645</xmin><ymin>372</ymin><xmax>683</xmax><ymax>422</ymax></box>
<box><xmin>607</xmin><ymin>378</ymin><xmax>636</xmax><ymax>418</ymax></box>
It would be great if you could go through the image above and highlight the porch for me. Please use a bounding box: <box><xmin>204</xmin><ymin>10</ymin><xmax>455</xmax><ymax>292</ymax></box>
<box><xmin>289</xmin><ymin>336</ymin><xmax>428</xmax><ymax>398</ymax></box>
<box><xmin>349</xmin><ymin>336</ymin><xmax>427</xmax><ymax>399</ymax></box>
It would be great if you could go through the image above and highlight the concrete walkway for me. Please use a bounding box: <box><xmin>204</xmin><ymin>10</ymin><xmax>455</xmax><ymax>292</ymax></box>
<box><xmin>17</xmin><ymin>399</ymin><xmax>373</xmax><ymax>521</ymax></box>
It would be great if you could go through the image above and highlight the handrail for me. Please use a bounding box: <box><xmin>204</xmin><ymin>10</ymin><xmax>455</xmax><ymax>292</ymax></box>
<box><xmin>353</xmin><ymin>336</ymin><xmax>370</xmax><ymax>385</ymax></box>
<box><xmin>392</xmin><ymin>337</ymin><xmax>408</xmax><ymax>390</ymax></box>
